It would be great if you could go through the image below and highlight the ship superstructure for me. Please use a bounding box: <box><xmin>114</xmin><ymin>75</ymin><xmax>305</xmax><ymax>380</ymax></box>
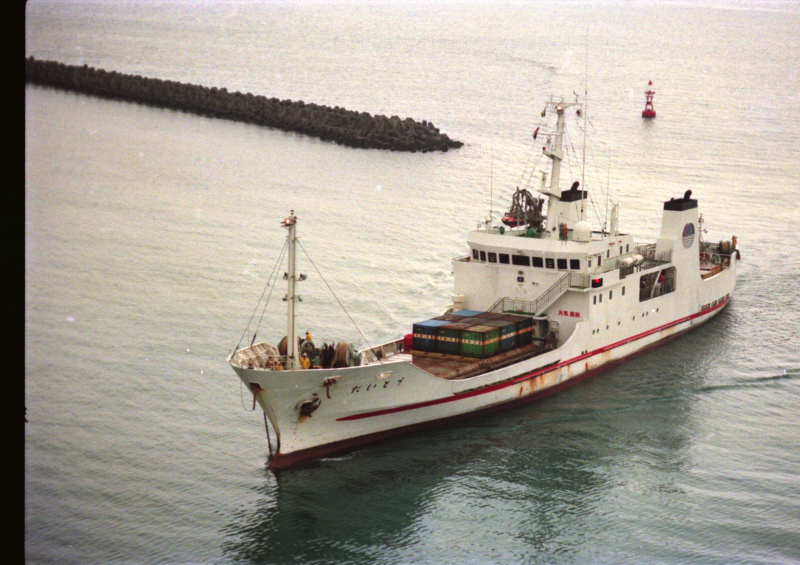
<box><xmin>228</xmin><ymin>97</ymin><xmax>738</xmax><ymax>470</ymax></box>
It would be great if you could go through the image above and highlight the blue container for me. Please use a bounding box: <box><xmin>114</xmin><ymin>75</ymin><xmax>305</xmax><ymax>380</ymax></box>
<box><xmin>450</xmin><ymin>309</ymin><xmax>485</xmax><ymax>318</ymax></box>
<box><xmin>412</xmin><ymin>319</ymin><xmax>450</xmax><ymax>353</ymax></box>
<box><xmin>498</xmin><ymin>314</ymin><xmax>533</xmax><ymax>346</ymax></box>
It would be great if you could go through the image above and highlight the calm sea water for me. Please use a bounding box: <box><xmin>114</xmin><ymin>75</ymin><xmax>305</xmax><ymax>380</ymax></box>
<box><xmin>25</xmin><ymin>1</ymin><xmax>800</xmax><ymax>563</ymax></box>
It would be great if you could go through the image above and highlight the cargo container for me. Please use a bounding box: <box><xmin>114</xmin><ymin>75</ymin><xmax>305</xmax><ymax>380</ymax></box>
<box><xmin>433</xmin><ymin>314</ymin><xmax>470</xmax><ymax>323</ymax></box>
<box><xmin>497</xmin><ymin>313</ymin><xmax>533</xmax><ymax>347</ymax></box>
<box><xmin>479</xmin><ymin>319</ymin><xmax>517</xmax><ymax>351</ymax></box>
<box><xmin>460</xmin><ymin>324</ymin><xmax>500</xmax><ymax>358</ymax></box>
<box><xmin>449</xmin><ymin>309</ymin><xmax>485</xmax><ymax>318</ymax></box>
<box><xmin>474</xmin><ymin>312</ymin><xmax>506</xmax><ymax>321</ymax></box>
<box><xmin>412</xmin><ymin>319</ymin><xmax>450</xmax><ymax>353</ymax></box>
<box><xmin>436</xmin><ymin>322</ymin><xmax>471</xmax><ymax>354</ymax></box>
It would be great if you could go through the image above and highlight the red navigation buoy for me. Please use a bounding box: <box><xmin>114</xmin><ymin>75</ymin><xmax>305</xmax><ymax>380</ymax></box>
<box><xmin>642</xmin><ymin>80</ymin><xmax>656</xmax><ymax>118</ymax></box>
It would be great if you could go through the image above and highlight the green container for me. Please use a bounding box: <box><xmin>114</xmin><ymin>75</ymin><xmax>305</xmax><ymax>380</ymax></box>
<box><xmin>460</xmin><ymin>324</ymin><xmax>500</xmax><ymax>358</ymax></box>
<box><xmin>437</xmin><ymin>322</ymin><xmax>471</xmax><ymax>355</ymax></box>
<box><xmin>498</xmin><ymin>314</ymin><xmax>533</xmax><ymax>347</ymax></box>
<box><xmin>480</xmin><ymin>319</ymin><xmax>516</xmax><ymax>351</ymax></box>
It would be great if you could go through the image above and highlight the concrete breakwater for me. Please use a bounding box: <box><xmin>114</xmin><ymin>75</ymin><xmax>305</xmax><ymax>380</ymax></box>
<box><xmin>26</xmin><ymin>57</ymin><xmax>463</xmax><ymax>153</ymax></box>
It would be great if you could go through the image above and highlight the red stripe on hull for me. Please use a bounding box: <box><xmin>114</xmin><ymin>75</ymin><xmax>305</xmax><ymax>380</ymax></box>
<box><xmin>336</xmin><ymin>297</ymin><xmax>730</xmax><ymax>423</ymax></box>
<box><xmin>267</xmin><ymin>299</ymin><xmax>728</xmax><ymax>470</ymax></box>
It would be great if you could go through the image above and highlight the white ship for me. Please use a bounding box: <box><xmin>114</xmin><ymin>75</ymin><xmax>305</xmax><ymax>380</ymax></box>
<box><xmin>228</xmin><ymin>97</ymin><xmax>739</xmax><ymax>470</ymax></box>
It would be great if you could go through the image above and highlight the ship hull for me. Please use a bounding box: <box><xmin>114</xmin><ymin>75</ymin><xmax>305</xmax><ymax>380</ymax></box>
<box><xmin>233</xmin><ymin>264</ymin><xmax>735</xmax><ymax>469</ymax></box>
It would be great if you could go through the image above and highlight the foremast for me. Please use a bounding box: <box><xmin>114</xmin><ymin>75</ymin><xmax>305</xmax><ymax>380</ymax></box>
<box><xmin>282</xmin><ymin>211</ymin><xmax>299</xmax><ymax>369</ymax></box>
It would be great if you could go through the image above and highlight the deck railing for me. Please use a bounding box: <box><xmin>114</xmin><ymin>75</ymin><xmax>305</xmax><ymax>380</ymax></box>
<box><xmin>489</xmin><ymin>271</ymin><xmax>589</xmax><ymax>315</ymax></box>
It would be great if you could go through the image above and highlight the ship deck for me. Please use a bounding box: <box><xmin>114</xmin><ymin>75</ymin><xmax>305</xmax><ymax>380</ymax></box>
<box><xmin>231</xmin><ymin>337</ymin><xmax>547</xmax><ymax>379</ymax></box>
<box><xmin>364</xmin><ymin>341</ymin><xmax>547</xmax><ymax>380</ymax></box>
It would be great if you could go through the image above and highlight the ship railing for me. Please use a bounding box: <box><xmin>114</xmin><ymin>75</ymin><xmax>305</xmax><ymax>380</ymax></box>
<box><xmin>699</xmin><ymin>240</ymin><xmax>734</xmax><ymax>267</ymax></box>
<box><xmin>619</xmin><ymin>248</ymin><xmax>672</xmax><ymax>278</ymax></box>
<box><xmin>637</xmin><ymin>243</ymin><xmax>657</xmax><ymax>261</ymax></box>
<box><xmin>489</xmin><ymin>272</ymin><xmax>589</xmax><ymax>315</ymax></box>
<box><xmin>360</xmin><ymin>338</ymin><xmax>406</xmax><ymax>365</ymax></box>
<box><xmin>567</xmin><ymin>272</ymin><xmax>590</xmax><ymax>288</ymax></box>
<box><xmin>229</xmin><ymin>343</ymin><xmax>289</xmax><ymax>370</ymax></box>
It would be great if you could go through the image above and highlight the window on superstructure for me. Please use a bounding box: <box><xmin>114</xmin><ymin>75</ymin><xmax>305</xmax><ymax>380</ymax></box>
<box><xmin>480</xmin><ymin>250</ymin><xmax>486</xmax><ymax>261</ymax></box>
<box><xmin>488</xmin><ymin>252</ymin><xmax>497</xmax><ymax>263</ymax></box>
<box><xmin>557</xmin><ymin>258</ymin><xmax>567</xmax><ymax>270</ymax></box>
<box><xmin>512</xmin><ymin>255</ymin><xmax>530</xmax><ymax>267</ymax></box>
<box><xmin>532</xmin><ymin>256</ymin><xmax>543</xmax><ymax>268</ymax></box>
<box><xmin>472</xmin><ymin>249</ymin><xmax>479</xmax><ymax>260</ymax></box>
<box><xmin>545</xmin><ymin>258</ymin><xmax>555</xmax><ymax>269</ymax></box>
<box><xmin>570</xmin><ymin>259</ymin><xmax>580</xmax><ymax>270</ymax></box>
<box><xmin>626</xmin><ymin>244</ymin><xmax>630</xmax><ymax>253</ymax></box>
<box><xmin>499</xmin><ymin>253</ymin><xmax>510</xmax><ymax>264</ymax></box>
<box><xmin>610</xmin><ymin>290</ymin><xmax>613</xmax><ymax>299</ymax></box>
<box><xmin>622</xmin><ymin>286</ymin><xmax>626</xmax><ymax>296</ymax></box>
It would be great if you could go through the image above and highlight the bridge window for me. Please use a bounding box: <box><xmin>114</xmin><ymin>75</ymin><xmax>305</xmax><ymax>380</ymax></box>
<box><xmin>472</xmin><ymin>249</ymin><xmax>479</xmax><ymax>260</ymax></box>
<box><xmin>557</xmin><ymin>258</ymin><xmax>567</xmax><ymax>270</ymax></box>
<box><xmin>480</xmin><ymin>250</ymin><xmax>486</xmax><ymax>261</ymax></box>
<box><xmin>499</xmin><ymin>253</ymin><xmax>510</xmax><ymax>264</ymax></box>
<box><xmin>512</xmin><ymin>255</ymin><xmax>530</xmax><ymax>267</ymax></box>
<box><xmin>545</xmin><ymin>258</ymin><xmax>555</xmax><ymax>269</ymax></box>
<box><xmin>532</xmin><ymin>256</ymin><xmax>543</xmax><ymax>268</ymax></box>
<box><xmin>570</xmin><ymin>259</ymin><xmax>580</xmax><ymax>270</ymax></box>
<box><xmin>488</xmin><ymin>252</ymin><xmax>497</xmax><ymax>263</ymax></box>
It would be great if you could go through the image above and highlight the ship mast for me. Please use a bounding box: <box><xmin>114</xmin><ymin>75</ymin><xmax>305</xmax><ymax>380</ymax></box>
<box><xmin>542</xmin><ymin>101</ymin><xmax>569</xmax><ymax>195</ymax></box>
<box><xmin>542</xmin><ymin>99</ymin><xmax>581</xmax><ymax>233</ymax></box>
<box><xmin>282</xmin><ymin>211</ymin><xmax>299</xmax><ymax>368</ymax></box>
